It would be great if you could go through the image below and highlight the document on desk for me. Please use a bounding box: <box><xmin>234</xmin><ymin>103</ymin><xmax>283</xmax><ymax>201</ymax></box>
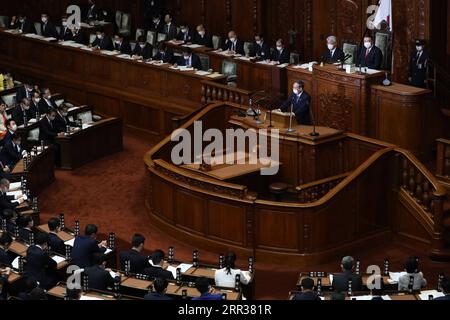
<box><xmin>117</xmin><ymin>54</ymin><xmax>133</xmax><ymax>60</ymax></box>
<box><xmin>68</xmin><ymin>106</ymin><xmax>80</xmax><ymax>112</ymax></box>
<box><xmin>9</xmin><ymin>182</ymin><xmax>22</xmax><ymax>191</ymax></box>
<box><xmin>277</xmin><ymin>63</ymin><xmax>290</xmax><ymax>68</ymax></box>
<box><xmin>64</xmin><ymin>238</ymin><xmax>75</xmax><ymax>247</ymax></box>
<box><xmin>418</xmin><ymin>290</ymin><xmax>445</xmax><ymax>300</ymax></box>
<box><xmin>80</xmin><ymin>46</ymin><xmax>93</xmax><ymax>51</ymax></box>
<box><xmin>82</xmin><ymin>124</ymin><xmax>93</xmax><ymax>130</ymax></box>
<box><xmin>352</xmin><ymin>295</ymin><xmax>392</xmax><ymax>301</ymax></box>
<box><xmin>101</xmin><ymin>50</ymin><xmax>118</xmax><ymax>56</ymax></box>
<box><xmin>234</xmin><ymin>56</ymin><xmax>253</xmax><ymax>61</ymax></box>
<box><xmin>167</xmin><ymin>266</ymin><xmax>178</xmax><ymax>279</ymax></box>
<box><xmin>195</xmin><ymin>71</ymin><xmax>211</xmax><ymax>76</ymax></box>
<box><xmin>388</xmin><ymin>272</ymin><xmax>407</xmax><ymax>284</ymax></box>
<box><xmin>183</xmin><ymin>44</ymin><xmax>203</xmax><ymax>49</ymax></box>
<box><xmin>104</xmin><ymin>248</ymin><xmax>113</xmax><ymax>255</ymax></box>
<box><xmin>109</xmin><ymin>270</ymin><xmax>119</xmax><ymax>278</ymax></box>
<box><xmin>7</xmin><ymin>190</ymin><xmax>22</xmax><ymax>198</ymax></box>
<box><xmin>178</xmin><ymin>264</ymin><xmax>194</xmax><ymax>273</ymax></box>
<box><xmin>293</xmin><ymin>64</ymin><xmax>310</xmax><ymax>69</ymax></box>
<box><xmin>52</xmin><ymin>256</ymin><xmax>66</xmax><ymax>264</ymax></box>
<box><xmin>28</xmin><ymin>118</ymin><xmax>37</xmax><ymax>124</ymax></box>
<box><xmin>80</xmin><ymin>295</ymin><xmax>104</xmax><ymax>301</ymax></box>
<box><xmin>24</xmin><ymin>34</ymin><xmax>44</xmax><ymax>39</ymax></box>
<box><xmin>42</xmin><ymin>37</ymin><xmax>58</xmax><ymax>42</ymax></box>
<box><xmin>179</xmin><ymin>66</ymin><xmax>195</xmax><ymax>72</ymax></box>
<box><xmin>12</xmin><ymin>257</ymin><xmax>20</xmax><ymax>269</ymax></box>
<box><xmin>207</xmin><ymin>73</ymin><xmax>224</xmax><ymax>79</ymax></box>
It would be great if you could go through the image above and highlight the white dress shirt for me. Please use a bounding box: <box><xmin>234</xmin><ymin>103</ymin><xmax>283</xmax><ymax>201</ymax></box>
<box><xmin>214</xmin><ymin>268</ymin><xmax>251</xmax><ymax>289</ymax></box>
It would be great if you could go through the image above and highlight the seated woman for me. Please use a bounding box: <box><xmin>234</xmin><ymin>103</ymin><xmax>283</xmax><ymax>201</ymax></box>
<box><xmin>0</xmin><ymin>103</ymin><xmax>9</xmax><ymax>140</ymax></box>
<box><xmin>214</xmin><ymin>252</ymin><xmax>251</xmax><ymax>289</ymax></box>
<box><xmin>398</xmin><ymin>257</ymin><xmax>427</xmax><ymax>292</ymax></box>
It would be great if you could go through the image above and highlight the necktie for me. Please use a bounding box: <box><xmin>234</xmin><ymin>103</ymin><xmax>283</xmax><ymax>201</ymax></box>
<box><xmin>365</xmin><ymin>49</ymin><xmax>370</xmax><ymax>59</ymax></box>
<box><xmin>232</xmin><ymin>42</ymin><xmax>235</xmax><ymax>51</ymax></box>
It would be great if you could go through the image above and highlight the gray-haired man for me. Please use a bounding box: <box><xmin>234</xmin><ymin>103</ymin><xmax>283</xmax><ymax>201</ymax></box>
<box><xmin>322</xmin><ymin>35</ymin><xmax>346</xmax><ymax>63</ymax></box>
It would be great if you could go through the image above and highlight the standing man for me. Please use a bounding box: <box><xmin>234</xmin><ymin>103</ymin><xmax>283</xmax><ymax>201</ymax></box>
<box><xmin>278</xmin><ymin>81</ymin><xmax>311</xmax><ymax>125</ymax></box>
<box><xmin>144</xmin><ymin>0</ymin><xmax>165</xmax><ymax>29</ymax></box>
<box><xmin>409</xmin><ymin>39</ymin><xmax>429</xmax><ymax>88</ymax></box>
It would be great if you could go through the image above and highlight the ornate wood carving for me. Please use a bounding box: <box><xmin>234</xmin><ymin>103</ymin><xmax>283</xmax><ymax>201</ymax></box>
<box><xmin>318</xmin><ymin>91</ymin><xmax>353</xmax><ymax>131</ymax></box>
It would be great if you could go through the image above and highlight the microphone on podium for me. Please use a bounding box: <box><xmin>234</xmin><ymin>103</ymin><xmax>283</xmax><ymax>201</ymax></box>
<box><xmin>309</xmin><ymin>103</ymin><xmax>319</xmax><ymax>137</ymax></box>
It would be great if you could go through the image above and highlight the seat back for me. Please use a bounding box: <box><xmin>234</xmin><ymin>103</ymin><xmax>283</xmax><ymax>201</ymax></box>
<box><xmin>212</xmin><ymin>35</ymin><xmax>221</xmax><ymax>50</ymax></box>
<box><xmin>34</xmin><ymin>22</ymin><xmax>42</xmax><ymax>36</ymax></box>
<box><xmin>243</xmin><ymin>42</ymin><xmax>252</xmax><ymax>56</ymax></box>
<box><xmin>55</xmin><ymin>26</ymin><xmax>61</xmax><ymax>34</ymax></box>
<box><xmin>157</xmin><ymin>33</ymin><xmax>167</xmax><ymax>43</ymax></box>
<box><xmin>198</xmin><ymin>54</ymin><xmax>210</xmax><ymax>71</ymax></box>
<box><xmin>136</xmin><ymin>28</ymin><xmax>145</xmax><ymax>41</ymax></box>
<box><xmin>0</xmin><ymin>16</ymin><xmax>9</xmax><ymax>28</ymax></box>
<box><xmin>89</xmin><ymin>33</ymin><xmax>97</xmax><ymax>45</ymax></box>
<box><xmin>130</xmin><ymin>42</ymin><xmax>136</xmax><ymax>51</ymax></box>
<box><xmin>120</xmin><ymin>13</ymin><xmax>131</xmax><ymax>35</ymax></box>
<box><xmin>115</xmin><ymin>11</ymin><xmax>122</xmax><ymax>28</ymax></box>
<box><xmin>55</xmin><ymin>98</ymin><xmax>65</xmax><ymax>107</ymax></box>
<box><xmin>1</xmin><ymin>93</ymin><xmax>16</xmax><ymax>107</ymax></box>
<box><xmin>77</xmin><ymin>111</ymin><xmax>93</xmax><ymax>124</ymax></box>
<box><xmin>290</xmin><ymin>52</ymin><xmax>300</xmax><ymax>65</ymax></box>
<box><xmin>147</xmin><ymin>31</ymin><xmax>156</xmax><ymax>46</ymax></box>
<box><xmin>342</xmin><ymin>43</ymin><xmax>358</xmax><ymax>65</ymax></box>
<box><xmin>28</xmin><ymin>127</ymin><xmax>40</xmax><ymax>142</ymax></box>
<box><xmin>222</xmin><ymin>60</ymin><xmax>237</xmax><ymax>77</ymax></box>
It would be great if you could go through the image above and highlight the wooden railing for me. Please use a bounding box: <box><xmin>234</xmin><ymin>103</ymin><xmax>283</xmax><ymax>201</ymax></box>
<box><xmin>435</xmin><ymin>63</ymin><xmax>450</xmax><ymax>114</ymax></box>
<box><xmin>201</xmin><ymin>80</ymin><xmax>252</xmax><ymax>106</ymax></box>
<box><xmin>437</xmin><ymin>138</ymin><xmax>450</xmax><ymax>180</ymax></box>
<box><xmin>295</xmin><ymin>173</ymin><xmax>350</xmax><ymax>203</ymax></box>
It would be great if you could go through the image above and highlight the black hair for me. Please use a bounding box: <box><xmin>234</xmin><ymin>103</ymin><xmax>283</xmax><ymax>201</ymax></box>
<box><xmin>85</xmin><ymin>224</ymin><xmax>98</xmax><ymax>236</ymax></box>
<box><xmin>295</xmin><ymin>80</ymin><xmax>304</xmax><ymax>88</ymax></box>
<box><xmin>301</xmin><ymin>277</ymin><xmax>315</xmax><ymax>290</ymax></box>
<box><xmin>182</xmin><ymin>47</ymin><xmax>192</xmax><ymax>55</ymax></box>
<box><xmin>5</xmin><ymin>119</ymin><xmax>15</xmax><ymax>128</ymax></box>
<box><xmin>66</xmin><ymin>288</ymin><xmax>82</xmax><ymax>300</ymax></box>
<box><xmin>92</xmin><ymin>252</ymin><xmax>108</xmax><ymax>266</ymax></box>
<box><xmin>0</xmin><ymin>233</ymin><xmax>12</xmax><ymax>246</ymax></box>
<box><xmin>131</xmin><ymin>234</ymin><xmax>145</xmax><ymax>248</ymax></box>
<box><xmin>224</xmin><ymin>252</ymin><xmax>236</xmax><ymax>275</ymax></box>
<box><xmin>29</xmin><ymin>287</ymin><xmax>48</xmax><ymax>300</ymax></box>
<box><xmin>404</xmin><ymin>257</ymin><xmax>419</xmax><ymax>274</ymax></box>
<box><xmin>2</xmin><ymin>209</ymin><xmax>15</xmax><ymax>220</ymax></box>
<box><xmin>137</xmin><ymin>35</ymin><xmax>146</xmax><ymax>43</ymax></box>
<box><xmin>157</xmin><ymin>41</ymin><xmax>167</xmax><ymax>51</ymax></box>
<box><xmin>151</xmin><ymin>249</ymin><xmax>165</xmax><ymax>265</ymax></box>
<box><xmin>195</xmin><ymin>277</ymin><xmax>210</xmax><ymax>294</ymax></box>
<box><xmin>441</xmin><ymin>277</ymin><xmax>450</xmax><ymax>294</ymax></box>
<box><xmin>35</xmin><ymin>232</ymin><xmax>49</xmax><ymax>246</ymax></box>
<box><xmin>17</xmin><ymin>215</ymin><xmax>32</xmax><ymax>228</ymax></box>
<box><xmin>153</xmin><ymin>278</ymin><xmax>168</xmax><ymax>294</ymax></box>
<box><xmin>46</xmin><ymin>109</ymin><xmax>56</xmax><ymax>115</ymax></box>
<box><xmin>47</xmin><ymin>218</ymin><xmax>60</xmax><ymax>232</ymax></box>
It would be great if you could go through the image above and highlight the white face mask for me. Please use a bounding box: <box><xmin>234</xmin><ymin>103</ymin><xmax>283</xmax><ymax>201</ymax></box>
<box><xmin>293</xmin><ymin>88</ymin><xmax>299</xmax><ymax>95</ymax></box>
<box><xmin>34</xmin><ymin>98</ymin><xmax>41</xmax><ymax>103</ymax></box>
<box><xmin>181</xmin><ymin>28</ymin><xmax>187</xmax><ymax>34</ymax></box>
<box><xmin>277</xmin><ymin>46</ymin><xmax>283</xmax><ymax>51</ymax></box>
<box><xmin>327</xmin><ymin>44</ymin><xmax>335</xmax><ymax>50</ymax></box>
<box><xmin>23</xmin><ymin>105</ymin><xmax>30</xmax><ymax>110</ymax></box>
<box><xmin>62</xmin><ymin>112</ymin><xmax>68</xmax><ymax>117</ymax></box>
<box><xmin>140</xmin><ymin>44</ymin><xmax>146</xmax><ymax>49</ymax></box>
<box><xmin>416</xmin><ymin>46</ymin><xmax>423</xmax><ymax>52</ymax></box>
<box><xmin>19</xmin><ymin>19</ymin><xmax>24</xmax><ymax>23</ymax></box>
<box><xmin>115</xmin><ymin>40</ymin><xmax>121</xmax><ymax>45</ymax></box>
<box><xmin>198</xmin><ymin>31</ymin><xmax>205</xmax><ymax>36</ymax></box>
<box><xmin>229</xmin><ymin>37</ymin><xmax>236</xmax><ymax>43</ymax></box>
<box><xmin>11</xmin><ymin>125</ymin><xmax>17</xmax><ymax>132</ymax></box>
<box><xmin>364</xmin><ymin>42</ymin><xmax>372</xmax><ymax>49</ymax></box>
<box><xmin>97</xmin><ymin>34</ymin><xmax>103</xmax><ymax>39</ymax></box>
<box><xmin>62</xmin><ymin>21</ymin><xmax>68</xmax><ymax>27</ymax></box>
<box><xmin>256</xmin><ymin>41</ymin><xmax>262</xmax><ymax>45</ymax></box>
<box><xmin>41</xmin><ymin>17</ymin><xmax>48</xmax><ymax>23</ymax></box>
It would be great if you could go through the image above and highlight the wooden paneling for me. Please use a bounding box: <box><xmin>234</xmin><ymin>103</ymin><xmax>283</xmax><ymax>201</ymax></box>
<box><xmin>207</xmin><ymin>200</ymin><xmax>246</xmax><ymax>246</ymax></box>
<box><xmin>175</xmin><ymin>189</ymin><xmax>206</xmax><ymax>235</ymax></box>
<box><xmin>150</xmin><ymin>177</ymin><xmax>175</xmax><ymax>222</ymax></box>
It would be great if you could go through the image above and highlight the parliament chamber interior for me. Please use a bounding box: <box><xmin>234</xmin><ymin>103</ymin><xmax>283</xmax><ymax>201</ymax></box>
<box><xmin>0</xmin><ymin>0</ymin><xmax>449</xmax><ymax>304</ymax></box>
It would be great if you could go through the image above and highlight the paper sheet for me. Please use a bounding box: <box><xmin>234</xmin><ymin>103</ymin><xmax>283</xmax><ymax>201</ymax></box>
<box><xmin>42</xmin><ymin>37</ymin><xmax>57</xmax><ymax>42</ymax></box>
<box><xmin>7</xmin><ymin>191</ymin><xmax>22</xmax><ymax>198</ymax></box>
<box><xmin>9</xmin><ymin>182</ymin><xmax>22</xmax><ymax>191</ymax></box>
<box><xmin>388</xmin><ymin>272</ymin><xmax>407</xmax><ymax>284</ymax></box>
<box><xmin>418</xmin><ymin>290</ymin><xmax>445</xmax><ymax>300</ymax></box>
<box><xmin>80</xmin><ymin>295</ymin><xmax>104</xmax><ymax>301</ymax></box>
<box><xmin>195</xmin><ymin>71</ymin><xmax>212</xmax><ymax>76</ymax></box>
<box><xmin>104</xmin><ymin>248</ymin><xmax>113</xmax><ymax>255</ymax></box>
<box><xmin>184</xmin><ymin>44</ymin><xmax>203</xmax><ymax>49</ymax></box>
<box><xmin>12</xmin><ymin>257</ymin><xmax>20</xmax><ymax>269</ymax></box>
<box><xmin>351</xmin><ymin>295</ymin><xmax>392</xmax><ymax>301</ymax></box>
<box><xmin>101</xmin><ymin>50</ymin><xmax>118</xmax><ymax>56</ymax></box>
<box><xmin>177</xmin><ymin>264</ymin><xmax>194</xmax><ymax>273</ymax></box>
<box><xmin>64</xmin><ymin>238</ymin><xmax>75</xmax><ymax>247</ymax></box>
<box><xmin>52</xmin><ymin>256</ymin><xmax>66</xmax><ymax>264</ymax></box>
<box><xmin>167</xmin><ymin>266</ymin><xmax>177</xmax><ymax>279</ymax></box>
<box><xmin>109</xmin><ymin>271</ymin><xmax>118</xmax><ymax>278</ymax></box>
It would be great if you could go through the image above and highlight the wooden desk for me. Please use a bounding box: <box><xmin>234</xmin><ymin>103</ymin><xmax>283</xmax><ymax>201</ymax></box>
<box><xmin>11</xmin><ymin>145</ymin><xmax>55</xmax><ymax>198</ymax></box>
<box><xmin>166</xmin><ymin>41</ymin><xmax>214</xmax><ymax>55</ymax></box>
<box><xmin>0</xmin><ymin>29</ymin><xmax>226</xmax><ymax>139</ymax></box>
<box><xmin>165</xmin><ymin>282</ymin><xmax>241</xmax><ymax>300</ymax></box>
<box><xmin>36</xmin><ymin>225</ymin><xmax>75</xmax><ymax>242</ymax></box>
<box><xmin>56</xmin><ymin>118</ymin><xmax>123</xmax><ymax>170</ymax></box>
<box><xmin>48</xmin><ymin>283</ymin><xmax>138</xmax><ymax>300</ymax></box>
<box><xmin>9</xmin><ymin>241</ymin><xmax>28</xmax><ymax>257</ymax></box>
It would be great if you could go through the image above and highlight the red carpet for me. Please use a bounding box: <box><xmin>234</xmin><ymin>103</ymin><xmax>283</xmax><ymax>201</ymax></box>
<box><xmin>38</xmin><ymin>130</ymin><xmax>450</xmax><ymax>300</ymax></box>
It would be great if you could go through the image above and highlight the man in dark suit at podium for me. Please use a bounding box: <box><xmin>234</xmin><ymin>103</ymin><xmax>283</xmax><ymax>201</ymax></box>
<box><xmin>322</xmin><ymin>36</ymin><xmax>345</xmax><ymax>63</ymax></box>
<box><xmin>356</xmin><ymin>35</ymin><xmax>383</xmax><ymax>70</ymax></box>
<box><xmin>279</xmin><ymin>80</ymin><xmax>311</xmax><ymax>125</ymax></box>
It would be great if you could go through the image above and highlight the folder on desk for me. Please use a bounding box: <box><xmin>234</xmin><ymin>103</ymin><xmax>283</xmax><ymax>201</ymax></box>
<box><xmin>9</xmin><ymin>182</ymin><xmax>22</xmax><ymax>191</ymax></box>
<box><xmin>52</xmin><ymin>256</ymin><xmax>66</xmax><ymax>264</ymax></box>
<box><xmin>64</xmin><ymin>238</ymin><xmax>75</xmax><ymax>247</ymax></box>
<box><xmin>418</xmin><ymin>290</ymin><xmax>445</xmax><ymax>300</ymax></box>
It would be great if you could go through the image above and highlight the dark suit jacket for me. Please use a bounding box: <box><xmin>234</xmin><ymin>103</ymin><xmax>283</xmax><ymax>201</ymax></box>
<box><xmin>435</xmin><ymin>295</ymin><xmax>450</xmax><ymax>301</ymax></box>
<box><xmin>38</xmin><ymin>117</ymin><xmax>58</xmax><ymax>143</ymax></box>
<box><xmin>30</xmin><ymin>101</ymin><xmax>40</xmax><ymax>117</ymax></box>
<box><xmin>222</xmin><ymin>39</ymin><xmax>245</xmax><ymax>55</ymax></box>
<box><xmin>41</xmin><ymin>22</ymin><xmax>59</xmax><ymax>38</ymax></box>
<box><xmin>92</xmin><ymin>37</ymin><xmax>114</xmax><ymax>51</ymax></box>
<box><xmin>163</xmin><ymin>24</ymin><xmax>178</xmax><ymax>40</ymax></box>
<box><xmin>193</xmin><ymin>33</ymin><xmax>213</xmax><ymax>48</ymax></box>
<box><xmin>86</xmin><ymin>4</ymin><xmax>101</xmax><ymax>21</ymax></box>
<box><xmin>53</xmin><ymin>112</ymin><xmax>76</xmax><ymax>134</ymax></box>
<box><xmin>192</xmin><ymin>293</ymin><xmax>222</xmax><ymax>301</ymax></box>
<box><xmin>2</xmin><ymin>131</ymin><xmax>15</xmax><ymax>146</ymax></box>
<box><xmin>39</xmin><ymin>98</ymin><xmax>57</xmax><ymax>112</ymax></box>
<box><xmin>73</xmin><ymin>31</ymin><xmax>86</xmax><ymax>45</ymax></box>
<box><xmin>114</xmin><ymin>41</ymin><xmax>132</xmax><ymax>55</ymax></box>
<box><xmin>153</xmin><ymin>50</ymin><xmax>174</xmax><ymax>63</ymax></box>
<box><xmin>24</xmin><ymin>245</ymin><xmax>57</xmax><ymax>289</ymax></box>
<box><xmin>148</xmin><ymin>20</ymin><xmax>165</xmax><ymax>33</ymax></box>
<box><xmin>132</xmin><ymin>43</ymin><xmax>154</xmax><ymax>60</ymax></box>
<box><xmin>119</xmin><ymin>249</ymin><xmax>151</xmax><ymax>274</ymax></box>
<box><xmin>71</xmin><ymin>236</ymin><xmax>106</xmax><ymax>268</ymax></box>
<box><xmin>18</xmin><ymin>228</ymin><xmax>33</xmax><ymax>243</ymax></box>
<box><xmin>143</xmin><ymin>266</ymin><xmax>174</xmax><ymax>281</ymax></box>
<box><xmin>0</xmin><ymin>247</ymin><xmax>13</xmax><ymax>266</ymax></box>
<box><xmin>250</xmin><ymin>41</ymin><xmax>270</xmax><ymax>59</ymax></box>
<box><xmin>12</xmin><ymin>19</ymin><xmax>36</xmax><ymax>34</ymax></box>
<box><xmin>293</xmin><ymin>291</ymin><xmax>321</xmax><ymax>301</ymax></box>
<box><xmin>144</xmin><ymin>292</ymin><xmax>173</xmax><ymax>301</ymax></box>
<box><xmin>177</xmin><ymin>54</ymin><xmax>203</xmax><ymax>70</ymax></box>
<box><xmin>280</xmin><ymin>92</ymin><xmax>312</xmax><ymax>125</ymax></box>
<box><xmin>84</xmin><ymin>265</ymin><xmax>116</xmax><ymax>291</ymax></box>
<box><xmin>410</xmin><ymin>50</ymin><xmax>429</xmax><ymax>87</ymax></box>
<box><xmin>59</xmin><ymin>26</ymin><xmax>73</xmax><ymax>41</ymax></box>
<box><xmin>322</xmin><ymin>47</ymin><xmax>346</xmax><ymax>63</ymax></box>
<box><xmin>0</xmin><ymin>191</ymin><xmax>18</xmax><ymax>211</ymax></box>
<box><xmin>271</xmin><ymin>48</ymin><xmax>290</xmax><ymax>64</ymax></box>
<box><xmin>176</xmin><ymin>29</ymin><xmax>195</xmax><ymax>43</ymax></box>
<box><xmin>332</xmin><ymin>271</ymin><xmax>363</xmax><ymax>293</ymax></box>
<box><xmin>16</xmin><ymin>87</ymin><xmax>34</xmax><ymax>103</ymax></box>
<box><xmin>12</xmin><ymin>106</ymin><xmax>35</xmax><ymax>126</ymax></box>
<box><xmin>48</xmin><ymin>233</ymin><xmax>65</xmax><ymax>256</ymax></box>
<box><xmin>0</xmin><ymin>140</ymin><xmax>22</xmax><ymax>168</ymax></box>
<box><xmin>356</xmin><ymin>45</ymin><xmax>383</xmax><ymax>70</ymax></box>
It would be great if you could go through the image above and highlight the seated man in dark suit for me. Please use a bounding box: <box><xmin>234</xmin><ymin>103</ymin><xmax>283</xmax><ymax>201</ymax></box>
<box><xmin>24</xmin><ymin>233</ymin><xmax>58</xmax><ymax>290</ymax></box>
<box><xmin>192</xmin><ymin>277</ymin><xmax>222</xmax><ymax>301</ymax></box>
<box><xmin>279</xmin><ymin>80</ymin><xmax>312</xmax><ymax>125</ymax></box>
<box><xmin>144</xmin><ymin>250</ymin><xmax>174</xmax><ymax>281</ymax></box>
<box><xmin>54</xmin><ymin>104</ymin><xmax>78</xmax><ymax>134</ymax></box>
<box><xmin>0</xmin><ymin>179</ymin><xmax>21</xmax><ymax>212</ymax></box>
<box><xmin>332</xmin><ymin>256</ymin><xmax>363</xmax><ymax>293</ymax></box>
<box><xmin>59</xmin><ymin>15</ymin><xmax>73</xmax><ymax>41</ymax></box>
<box><xmin>84</xmin><ymin>253</ymin><xmax>116</xmax><ymax>291</ymax></box>
<box><xmin>322</xmin><ymin>35</ymin><xmax>345</xmax><ymax>63</ymax></box>
<box><xmin>47</xmin><ymin>217</ymin><xmax>65</xmax><ymax>255</ymax></box>
<box><xmin>222</xmin><ymin>31</ymin><xmax>245</xmax><ymax>55</ymax></box>
<box><xmin>144</xmin><ymin>278</ymin><xmax>173</xmax><ymax>300</ymax></box>
<box><xmin>0</xmin><ymin>269</ymin><xmax>10</xmax><ymax>300</ymax></box>
<box><xmin>193</xmin><ymin>24</ymin><xmax>213</xmax><ymax>48</ymax></box>
<box><xmin>113</xmin><ymin>34</ymin><xmax>132</xmax><ymax>55</ymax></box>
<box><xmin>91</xmin><ymin>31</ymin><xmax>114</xmax><ymax>51</ymax></box>
<box><xmin>0</xmin><ymin>233</ymin><xmax>13</xmax><ymax>266</ymax></box>
<box><xmin>176</xmin><ymin>22</ymin><xmax>195</xmax><ymax>43</ymax></box>
<box><xmin>39</xmin><ymin>109</ymin><xmax>59</xmax><ymax>144</ymax></box>
<box><xmin>71</xmin><ymin>224</ymin><xmax>107</xmax><ymax>268</ymax></box>
<box><xmin>356</xmin><ymin>35</ymin><xmax>383</xmax><ymax>70</ymax></box>
<box><xmin>71</xmin><ymin>27</ymin><xmax>86</xmax><ymax>45</ymax></box>
<box><xmin>12</xmin><ymin>98</ymin><xmax>35</xmax><ymax>127</ymax></box>
<box><xmin>250</xmin><ymin>34</ymin><xmax>270</xmax><ymax>60</ymax></box>
<box><xmin>85</xmin><ymin>0</ymin><xmax>100</xmax><ymax>21</ymax></box>
<box><xmin>16</xmin><ymin>83</ymin><xmax>35</xmax><ymax>104</ymax></box>
<box><xmin>2</xmin><ymin>120</ymin><xmax>18</xmax><ymax>146</ymax></box>
<box><xmin>40</xmin><ymin>14</ymin><xmax>59</xmax><ymax>38</ymax></box>
<box><xmin>270</xmin><ymin>39</ymin><xmax>290</xmax><ymax>64</ymax></box>
<box><xmin>177</xmin><ymin>47</ymin><xmax>203</xmax><ymax>70</ymax></box>
<box><xmin>435</xmin><ymin>277</ymin><xmax>450</xmax><ymax>300</ymax></box>
<box><xmin>132</xmin><ymin>36</ymin><xmax>154</xmax><ymax>60</ymax></box>
<box><xmin>10</xmin><ymin>15</ymin><xmax>36</xmax><ymax>34</ymax></box>
<box><xmin>39</xmin><ymin>88</ymin><xmax>58</xmax><ymax>112</ymax></box>
<box><xmin>119</xmin><ymin>234</ymin><xmax>150</xmax><ymax>274</ymax></box>
<box><xmin>1</xmin><ymin>209</ymin><xmax>17</xmax><ymax>235</ymax></box>
<box><xmin>0</xmin><ymin>134</ymin><xmax>25</xmax><ymax>170</ymax></box>
<box><xmin>153</xmin><ymin>42</ymin><xmax>174</xmax><ymax>63</ymax></box>
<box><xmin>293</xmin><ymin>277</ymin><xmax>321</xmax><ymax>300</ymax></box>
<box><xmin>17</xmin><ymin>215</ymin><xmax>34</xmax><ymax>243</ymax></box>
<box><xmin>30</xmin><ymin>92</ymin><xmax>42</xmax><ymax>118</ymax></box>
